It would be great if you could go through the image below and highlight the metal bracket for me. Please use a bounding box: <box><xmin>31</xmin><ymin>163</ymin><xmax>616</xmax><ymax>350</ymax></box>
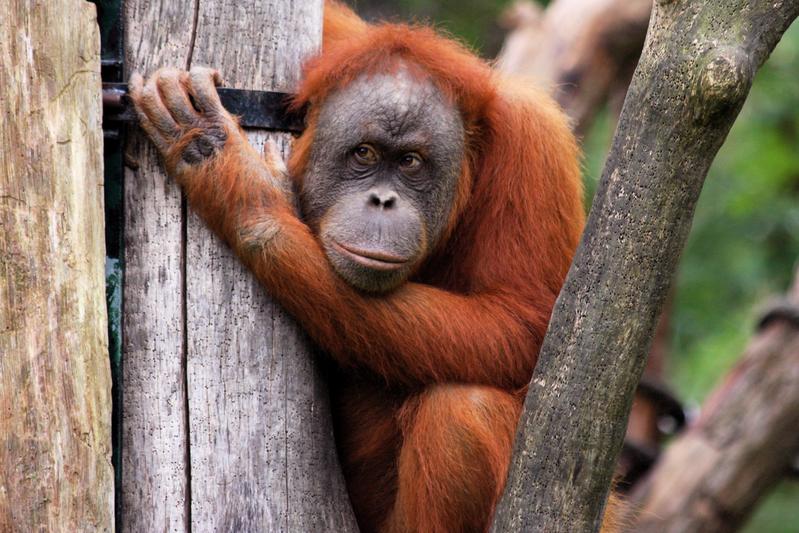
<box><xmin>103</xmin><ymin>82</ymin><xmax>306</xmax><ymax>133</ymax></box>
<box><xmin>757</xmin><ymin>299</ymin><xmax>799</xmax><ymax>331</ymax></box>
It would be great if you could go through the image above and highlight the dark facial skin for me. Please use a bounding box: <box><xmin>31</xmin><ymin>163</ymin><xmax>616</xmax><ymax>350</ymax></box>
<box><xmin>301</xmin><ymin>66</ymin><xmax>466</xmax><ymax>293</ymax></box>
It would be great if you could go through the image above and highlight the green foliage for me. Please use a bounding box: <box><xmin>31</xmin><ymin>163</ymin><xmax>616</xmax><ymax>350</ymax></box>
<box><xmin>581</xmin><ymin>108</ymin><xmax>614</xmax><ymax>211</ymax></box>
<box><xmin>678</xmin><ymin>25</ymin><xmax>799</xmax><ymax>533</ymax></box>
<box><xmin>395</xmin><ymin>0</ymin><xmax>504</xmax><ymax>48</ymax></box>
<box><xmin>353</xmin><ymin>0</ymin><xmax>510</xmax><ymax>56</ymax></box>
<box><xmin>670</xmin><ymin>23</ymin><xmax>799</xmax><ymax>403</ymax></box>
<box><xmin>747</xmin><ymin>483</ymin><xmax>799</xmax><ymax>533</ymax></box>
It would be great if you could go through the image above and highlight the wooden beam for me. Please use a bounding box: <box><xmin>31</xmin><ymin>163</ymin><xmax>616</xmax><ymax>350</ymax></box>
<box><xmin>122</xmin><ymin>2</ymin><xmax>196</xmax><ymax>529</ymax></box>
<box><xmin>121</xmin><ymin>1</ymin><xmax>358</xmax><ymax>530</ymax></box>
<box><xmin>0</xmin><ymin>1</ymin><xmax>113</xmax><ymax>530</ymax></box>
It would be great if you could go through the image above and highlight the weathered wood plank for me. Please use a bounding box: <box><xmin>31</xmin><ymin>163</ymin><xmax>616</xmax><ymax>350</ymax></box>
<box><xmin>185</xmin><ymin>2</ymin><xmax>357</xmax><ymax>531</ymax></box>
<box><xmin>122</xmin><ymin>1</ymin><xmax>357</xmax><ymax>530</ymax></box>
<box><xmin>0</xmin><ymin>1</ymin><xmax>113</xmax><ymax>531</ymax></box>
<box><xmin>121</xmin><ymin>2</ymin><xmax>196</xmax><ymax>531</ymax></box>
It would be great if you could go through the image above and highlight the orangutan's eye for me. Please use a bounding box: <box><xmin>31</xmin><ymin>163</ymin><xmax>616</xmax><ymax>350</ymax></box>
<box><xmin>399</xmin><ymin>152</ymin><xmax>423</xmax><ymax>172</ymax></box>
<box><xmin>352</xmin><ymin>144</ymin><xmax>379</xmax><ymax>166</ymax></box>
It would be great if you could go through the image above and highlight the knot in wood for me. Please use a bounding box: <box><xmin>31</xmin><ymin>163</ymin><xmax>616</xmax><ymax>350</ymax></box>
<box><xmin>692</xmin><ymin>47</ymin><xmax>752</xmax><ymax>124</ymax></box>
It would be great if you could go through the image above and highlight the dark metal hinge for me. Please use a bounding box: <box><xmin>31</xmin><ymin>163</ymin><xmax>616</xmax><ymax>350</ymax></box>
<box><xmin>757</xmin><ymin>299</ymin><xmax>799</xmax><ymax>331</ymax></box>
<box><xmin>102</xmin><ymin>82</ymin><xmax>306</xmax><ymax>134</ymax></box>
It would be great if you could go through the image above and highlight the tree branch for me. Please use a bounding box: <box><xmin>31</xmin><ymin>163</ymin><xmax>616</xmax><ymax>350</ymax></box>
<box><xmin>630</xmin><ymin>267</ymin><xmax>799</xmax><ymax>532</ymax></box>
<box><xmin>492</xmin><ymin>1</ymin><xmax>799</xmax><ymax>531</ymax></box>
<box><xmin>496</xmin><ymin>0</ymin><xmax>651</xmax><ymax>136</ymax></box>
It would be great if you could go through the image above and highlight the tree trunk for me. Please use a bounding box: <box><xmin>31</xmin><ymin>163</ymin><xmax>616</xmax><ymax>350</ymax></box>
<box><xmin>492</xmin><ymin>1</ymin><xmax>799</xmax><ymax>532</ymax></box>
<box><xmin>0</xmin><ymin>1</ymin><xmax>113</xmax><ymax>531</ymax></box>
<box><xmin>497</xmin><ymin>1</ymin><xmax>678</xmax><ymax>486</ymax></box>
<box><xmin>630</xmin><ymin>267</ymin><xmax>799</xmax><ymax>533</ymax></box>
<box><xmin>121</xmin><ymin>1</ymin><xmax>358</xmax><ymax>531</ymax></box>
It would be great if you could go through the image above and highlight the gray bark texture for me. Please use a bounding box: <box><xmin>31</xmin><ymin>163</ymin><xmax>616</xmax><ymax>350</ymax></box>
<box><xmin>497</xmin><ymin>0</ymin><xmax>673</xmax><ymax>464</ymax></box>
<box><xmin>121</xmin><ymin>1</ymin><xmax>358</xmax><ymax>531</ymax></box>
<box><xmin>630</xmin><ymin>267</ymin><xmax>799</xmax><ymax>533</ymax></box>
<box><xmin>491</xmin><ymin>1</ymin><xmax>799</xmax><ymax>532</ymax></box>
<box><xmin>0</xmin><ymin>1</ymin><xmax>113</xmax><ymax>531</ymax></box>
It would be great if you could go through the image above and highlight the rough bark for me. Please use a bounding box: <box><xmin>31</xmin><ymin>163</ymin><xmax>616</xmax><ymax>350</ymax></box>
<box><xmin>497</xmin><ymin>1</ymin><xmax>685</xmax><ymax>490</ymax></box>
<box><xmin>496</xmin><ymin>0</ymin><xmax>651</xmax><ymax>136</ymax></box>
<box><xmin>630</xmin><ymin>268</ymin><xmax>799</xmax><ymax>533</ymax></box>
<box><xmin>491</xmin><ymin>2</ymin><xmax>799</xmax><ymax>532</ymax></box>
<box><xmin>0</xmin><ymin>1</ymin><xmax>113</xmax><ymax>531</ymax></box>
<box><xmin>122</xmin><ymin>1</ymin><xmax>358</xmax><ymax>531</ymax></box>
<box><xmin>625</xmin><ymin>303</ymin><xmax>671</xmax><ymax>449</ymax></box>
<box><xmin>618</xmin><ymin>303</ymin><xmax>677</xmax><ymax>489</ymax></box>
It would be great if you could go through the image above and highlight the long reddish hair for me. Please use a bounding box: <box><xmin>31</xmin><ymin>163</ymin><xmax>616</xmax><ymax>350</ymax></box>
<box><xmin>290</xmin><ymin>1</ymin><xmax>584</xmax><ymax>357</ymax></box>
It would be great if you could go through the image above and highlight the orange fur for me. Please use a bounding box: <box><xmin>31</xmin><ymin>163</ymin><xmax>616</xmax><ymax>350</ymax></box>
<box><xmin>322</xmin><ymin>0</ymin><xmax>369</xmax><ymax>45</ymax></box>
<box><xmin>176</xmin><ymin>2</ymin><xmax>603</xmax><ymax>531</ymax></box>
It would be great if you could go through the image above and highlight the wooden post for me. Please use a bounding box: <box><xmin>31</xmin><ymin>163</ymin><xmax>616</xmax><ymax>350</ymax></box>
<box><xmin>0</xmin><ymin>1</ymin><xmax>113</xmax><ymax>531</ymax></box>
<box><xmin>122</xmin><ymin>1</ymin><xmax>358</xmax><ymax>531</ymax></box>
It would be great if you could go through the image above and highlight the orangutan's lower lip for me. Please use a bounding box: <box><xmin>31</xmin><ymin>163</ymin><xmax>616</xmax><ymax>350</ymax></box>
<box><xmin>333</xmin><ymin>241</ymin><xmax>409</xmax><ymax>272</ymax></box>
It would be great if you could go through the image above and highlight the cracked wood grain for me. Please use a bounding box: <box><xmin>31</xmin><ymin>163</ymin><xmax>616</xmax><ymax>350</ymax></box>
<box><xmin>121</xmin><ymin>1</ymin><xmax>357</xmax><ymax>531</ymax></box>
<box><xmin>185</xmin><ymin>2</ymin><xmax>356</xmax><ymax>531</ymax></box>
<box><xmin>122</xmin><ymin>1</ymin><xmax>196</xmax><ymax>528</ymax></box>
<box><xmin>0</xmin><ymin>1</ymin><xmax>113</xmax><ymax>531</ymax></box>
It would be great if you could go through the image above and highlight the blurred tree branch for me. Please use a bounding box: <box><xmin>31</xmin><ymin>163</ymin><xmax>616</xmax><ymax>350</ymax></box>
<box><xmin>492</xmin><ymin>1</ymin><xmax>799</xmax><ymax>531</ymax></box>
<box><xmin>496</xmin><ymin>0</ymin><xmax>651</xmax><ymax>136</ymax></box>
<box><xmin>630</xmin><ymin>266</ymin><xmax>799</xmax><ymax>532</ymax></box>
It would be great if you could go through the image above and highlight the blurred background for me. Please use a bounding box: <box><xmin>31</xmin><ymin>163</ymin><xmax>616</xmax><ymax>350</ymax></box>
<box><xmin>350</xmin><ymin>1</ymin><xmax>799</xmax><ymax>530</ymax></box>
